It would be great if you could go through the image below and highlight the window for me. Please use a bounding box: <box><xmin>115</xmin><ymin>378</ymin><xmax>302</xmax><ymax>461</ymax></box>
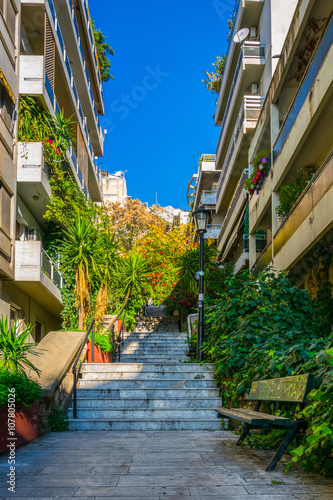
<box><xmin>6</xmin><ymin>0</ymin><xmax>16</xmax><ymax>37</ymax></box>
<box><xmin>10</xmin><ymin>305</ymin><xmax>19</xmax><ymax>329</ymax></box>
<box><xmin>34</xmin><ymin>321</ymin><xmax>43</xmax><ymax>343</ymax></box>
<box><xmin>0</xmin><ymin>181</ymin><xmax>12</xmax><ymax>236</ymax></box>
<box><xmin>0</xmin><ymin>82</ymin><xmax>15</xmax><ymax>131</ymax></box>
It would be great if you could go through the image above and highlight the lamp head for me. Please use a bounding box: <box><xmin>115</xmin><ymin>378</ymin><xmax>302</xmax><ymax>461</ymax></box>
<box><xmin>192</xmin><ymin>207</ymin><xmax>210</xmax><ymax>233</ymax></box>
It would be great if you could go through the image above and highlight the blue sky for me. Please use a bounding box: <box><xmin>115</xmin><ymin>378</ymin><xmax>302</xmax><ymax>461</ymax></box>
<box><xmin>90</xmin><ymin>0</ymin><xmax>233</xmax><ymax>209</ymax></box>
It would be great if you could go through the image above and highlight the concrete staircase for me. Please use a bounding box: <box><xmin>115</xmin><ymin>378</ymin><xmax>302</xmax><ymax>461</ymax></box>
<box><xmin>68</xmin><ymin>312</ymin><xmax>221</xmax><ymax>431</ymax></box>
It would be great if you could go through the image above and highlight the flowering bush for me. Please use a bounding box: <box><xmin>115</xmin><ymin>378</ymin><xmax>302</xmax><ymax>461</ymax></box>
<box><xmin>244</xmin><ymin>149</ymin><xmax>270</xmax><ymax>195</ymax></box>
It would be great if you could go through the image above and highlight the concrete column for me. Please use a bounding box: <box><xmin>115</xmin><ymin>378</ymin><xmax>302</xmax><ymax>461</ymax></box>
<box><xmin>272</xmin><ymin>190</ymin><xmax>280</xmax><ymax>236</ymax></box>
<box><xmin>270</xmin><ymin>103</ymin><xmax>280</xmax><ymax>147</ymax></box>
<box><xmin>249</xmin><ymin>233</ymin><xmax>257</xmax><ymax>271</ymax></box>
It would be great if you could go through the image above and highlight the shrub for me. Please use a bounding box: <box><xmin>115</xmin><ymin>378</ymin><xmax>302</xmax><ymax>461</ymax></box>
<box><xmin>0</xmin><ymin>370</ymin><xmax>42</xmax><ymax>409</ymax></box>
<box><xmin>48</xmin><ymin>407</ymin><xmax>69</xmax><ymax>432</ymax></box>
<box><xmin>91</xmin><ymin>332</ymin><xmax>114</xmax><ymax>353</ymax></box>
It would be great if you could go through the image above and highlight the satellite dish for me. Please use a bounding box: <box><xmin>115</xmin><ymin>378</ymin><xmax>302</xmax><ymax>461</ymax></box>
<box><xmin>233</xmin><ymin>28</ymin><xmax>249</xmax><ymax>43</ymax></box>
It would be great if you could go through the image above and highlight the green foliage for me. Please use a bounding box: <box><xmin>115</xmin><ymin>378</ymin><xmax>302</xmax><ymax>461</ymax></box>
<box><xmin>92</xmin><ymin>332</ymin><xmax>114</xmax><ymax>354</ymax></box>
<box><xmin>0</xmin><ymin>318</ymin><xmax>41</xmax><ymax>376</ymax></box>
<box><xmin>48</xmin><ymin>407</ymin><xmax>69</xmax><ymax>432</ymax></box>
<box><xmin>276</xmin><ymin>169</ymin><xmax>314</xmax><ymax>219</ymax></box>
<box><xmin>91</xmin><ymin>19</ymin><xmax>114</xmax><ymax>82</ymax></box>
<box><xmin>0</xmin><ymin>369</ymin><xmax>42</xmax><ymax>409</ymax></box>
<box><xmin>202</xmin><ymin>54</ymin><xmax>227</xmax><ymax>94</ymax></box>
<box><xmin>203</xmin><ymin>267</ymin><xmax>333</xmax><ymax>475</ymax></box>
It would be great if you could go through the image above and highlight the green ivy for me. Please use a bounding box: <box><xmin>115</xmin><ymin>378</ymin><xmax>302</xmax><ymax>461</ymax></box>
<box><xmin>203</xmin><ymin>267</ymin><xmax>333</xmax><ymax>475</ymax></box>
<box><xmin>0</xmin><ymin>370</ymin><xmax>42</xmax><ymax>409</ymax></box>
<box><xmin>48</xmin><ymin>407</ymin><xmax>69</xmax><ymax>432</ymax></box>
<box><xmin>276</xmin><ymin>169</ymin><xmax>314</xmax><ymax>219</ymax></box>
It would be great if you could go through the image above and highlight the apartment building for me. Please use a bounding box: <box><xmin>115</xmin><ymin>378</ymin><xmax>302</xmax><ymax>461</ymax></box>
<box><xmin>248</xmin><ymin>0</ymin><xmax>333</xmax><ymax>289</ymax></box>
<box><xmin>0</xmin><ymin>0</ymin><xmax>104</xmax><ymax>340</ymax></box>
<box><xmin>213</xmin><ymin>0</ymin><xmax>297</xmax><ymax>273</ymax></box>
<box><xmin>187</xmin><ymin>154</ymin><xmax>223</xmax><ymax>240</ymax></box>
<box><xmin>101</xmin><ymin>170</ymin><xmax>127</xmax><ymax>206</ymax></box>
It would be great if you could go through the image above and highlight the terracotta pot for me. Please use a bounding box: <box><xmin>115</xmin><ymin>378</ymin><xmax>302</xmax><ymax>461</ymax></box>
<box><xmin>86</xmin><ymin>341</ymin><xmax>112</xmax><ymax>363</ymax></box>
<box><xmin>117</xmin><ymin>319</ymin><xmax>123</xmax><ymax>333</ymax></box>
<box><xmin>0</xmin><ymin>401</ymin><xmax>39</xmax><ymax>455</ymax></box>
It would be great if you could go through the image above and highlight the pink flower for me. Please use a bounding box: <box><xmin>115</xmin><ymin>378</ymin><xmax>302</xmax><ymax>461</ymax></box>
<box><xmin>48</xmin><ymin>139</ymin><xmax>53</xmax><ymax>144</ymax></box>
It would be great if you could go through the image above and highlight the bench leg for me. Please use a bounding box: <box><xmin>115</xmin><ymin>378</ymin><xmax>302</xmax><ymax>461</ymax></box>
<box><xmin>237</xmin><ymin>423</ymin><xmax>250</xmax><ymax>446</ymax></box>
<box><xmin>266</xmin><ymin>423</ymin><xmax>299</xmax><ymax>472</ymax></box>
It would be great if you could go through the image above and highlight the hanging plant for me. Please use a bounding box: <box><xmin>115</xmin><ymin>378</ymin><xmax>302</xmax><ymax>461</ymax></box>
<box><xmin>244</xmin><ymin>149</ymin><xmax>271</xmax><ymax>195</ymax></box>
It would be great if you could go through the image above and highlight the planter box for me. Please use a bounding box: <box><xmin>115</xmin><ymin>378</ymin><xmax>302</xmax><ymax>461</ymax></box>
<box><xmin>0</xmin><ymin>401</ymin><xmax>39</xmax><ymax>455</ymax></box>
<box><xmin>86</xmin><ymin>341</ymin><xmax>112</xmax><ymax>363</ymax></box>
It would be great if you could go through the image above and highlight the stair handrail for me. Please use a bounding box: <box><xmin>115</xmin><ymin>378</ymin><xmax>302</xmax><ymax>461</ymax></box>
<box><xmin>117</xmin><ymin>309</ymin><xmax>127</xmax><ymax>362</ymax></box>
<box><xmin>72</xmin><ymin>319</ymin><xmax>95</xmax><ymax>419</ymax></box>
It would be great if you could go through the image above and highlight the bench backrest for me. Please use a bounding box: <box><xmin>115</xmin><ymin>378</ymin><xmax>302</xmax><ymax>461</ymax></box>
<box><xmin>248</xmin><ymin>374</ymin><xmax>314</xmax><ymax>403</ymax></box>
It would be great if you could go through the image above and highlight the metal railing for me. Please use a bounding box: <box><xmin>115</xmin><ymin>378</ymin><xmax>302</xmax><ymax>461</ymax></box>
<box><xmin>117</xmin><ymin>310</ymin><xmax>127</xmax><ymax>362</ymax></box>
<box><xmin>72</xmin><ymin>319</ymin><xmax>95</xmax><ymax>419</ymax></box>
<box><xmin>41</xmin><ymin>249</ymin><xmax>63</xmax><ymax>289</ymax></box>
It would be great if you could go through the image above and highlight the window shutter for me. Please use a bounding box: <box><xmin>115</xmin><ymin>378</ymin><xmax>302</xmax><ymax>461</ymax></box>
<box><xmin>44</xmin><ymin>13</ymin><xmax>55</xmax><ymax>90</ymax></box>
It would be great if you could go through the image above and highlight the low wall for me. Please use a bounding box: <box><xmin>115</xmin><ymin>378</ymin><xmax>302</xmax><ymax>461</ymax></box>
<box><xmin>26</xmin><ymin>331</ymin><xmax>87</xmax><ymax>434</ymax></box>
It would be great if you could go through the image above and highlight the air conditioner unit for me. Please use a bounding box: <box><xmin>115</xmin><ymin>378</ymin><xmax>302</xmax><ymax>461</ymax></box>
<box><xmin>251</xmin><ymin>82</ymin><xmax>259</xmax><ymax>95</ymax></box>
<box><xmin>250</xmin><ymin>26</ymin><xmax>257</xmax><ymax>40</ymax></box>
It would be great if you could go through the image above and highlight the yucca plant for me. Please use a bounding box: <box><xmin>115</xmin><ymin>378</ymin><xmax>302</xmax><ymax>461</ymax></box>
<box><xmin>103</xmin><ymin>252</ymin><xmax>149</xmax><ymax>332</ymax></box>
<box><xmin>0</xmin><ymin>318</ymin><xmax>41</xmax><ymax>376</ymax></box>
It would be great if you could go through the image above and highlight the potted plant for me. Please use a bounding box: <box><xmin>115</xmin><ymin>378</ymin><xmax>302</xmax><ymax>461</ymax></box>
<box><xmin>86</xmin><ymin>332</ymin><xmax>114</xmax><ymax>363</ymax></box>
<box><xmin>0</xmin><ymin>318</ymin><xmax>42</xmax><ymax>453</ymax></box>
<box><xmin>0</xmin><ymin>370</ymin><xmax>42</xmax><ymax>453</ymax></box>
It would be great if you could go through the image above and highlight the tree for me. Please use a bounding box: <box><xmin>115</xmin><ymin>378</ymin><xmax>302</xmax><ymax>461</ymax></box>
<box><xmin>107</xmin><ymin>199</ymin><xmax>168</xmax><ymax>251</ymax></box>
<box><xmin>58</xmin><ymin>213</ymin><xmax>105</xmax><ymax>330</ymax></box>
<box><xmin>92</xmin><ymin>19</ymin><xmax>114</xmax><ymax>82</ymax></box>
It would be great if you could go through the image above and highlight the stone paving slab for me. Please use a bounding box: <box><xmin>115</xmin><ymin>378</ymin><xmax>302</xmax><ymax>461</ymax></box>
<box><xmin>0</xmin><ymin>430</ymin><xmax>332</xmax><ymax>499</ymax></box>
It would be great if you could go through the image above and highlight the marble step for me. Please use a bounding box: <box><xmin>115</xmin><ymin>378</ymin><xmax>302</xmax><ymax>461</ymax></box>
<box><xmin>122</xmin><ymin>333</ymin><xmax>185</xmax><ymax>340</ymax></box>
<box><xmin>118</xmin><ymin>358</ymin><xmax>188</xmax><ymax>363</ymax></box>
<box><xmin>79</xmin><ymin>379</ymin><xmax>217</xmax><ymax>389</ymax></box>
<box><xmin>81</xmin><ymin>370</ymin><xmax>215</xmax><ymax>381</ymax></box>
<box><xmin>121</xmin><ymin>346</ymin><xmax>189</xmax><ymax>357</ymax></box>
<box><xmin>76</xmin><ymin>388</ymin><xmax>220</xmax><ymax>399</ymax></box>
<box><xmin>68</xmin><ymin>418</ymin><xmax>221</xmax><ymax>431</ymax></box>
<box><xmin>68</xmin><ymin>408</ymin><xmax>218</xmax><ymax>419</ymax></box>
<box><xmin>73</xmin><ymin>397</ymin><xmax>221</xmax><ymax>409</ymax></box>
<box><xmin>81</xmin><ymin>363</ymin><xmax>215</xmax><ymax>373</ymax></box>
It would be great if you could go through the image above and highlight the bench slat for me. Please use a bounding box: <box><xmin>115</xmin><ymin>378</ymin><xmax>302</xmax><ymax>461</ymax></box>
<box><xmin>248</xmin><ymin>374</ymin><xmax>314</xmax><ymax>403</ymax></box>
<box><xmin>215</xmin><ymin>407</ymin><xmax>293</xmax><ymax>427</ymax></box>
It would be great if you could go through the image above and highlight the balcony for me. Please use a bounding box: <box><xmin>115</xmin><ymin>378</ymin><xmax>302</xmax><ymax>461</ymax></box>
<box><xmin>50</xmin><ymin>0</ymin><xmax>104</xmax><ymax>152</ymax></box>
<box><xmin>217</xmin><ymin>171</ymin><xmax>248</xmax><ymax>253</ymax></box>
<box><xmin>249</xmin><ymin>15</ymin><xmax>333</xmax><ymax>230</ymax></box>
<box><xmin>14</xmin><ymin>241</ymin><xmax>63</xmax><ymax>316</ymax></box>
<box><xmin>19</xmin><ymin>55</ymin><xmax>55</xmax><ymax>115</ymax></box>
<box><xmin>216</xmin><ymin>95</ymin><xmax>263</xmax><ymax>212</ymax></box>
<box><xmin>17</xmin><ymin>142</ymin><xmax>52</xmax><ymax>228</ymax></box>
<box><xmin>77</xmin><ymin>0</ymin><xmax>104</xmax><ymax>114</ymax></box>
<box><xmin>273</xmin><ymin>150</ymin><xmax>333</xmax><ymax>272</ymax></box>
<box><xmin>204</xmin><ymin>225</ymin><xmax>222</xmax><ymax>240</ymax></box>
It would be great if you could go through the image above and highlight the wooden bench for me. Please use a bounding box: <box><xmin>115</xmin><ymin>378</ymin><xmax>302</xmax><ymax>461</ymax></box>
<box><xmin>216</xmin><ymin>374</ymin><xmax>314</xmax><ymax>471</ymax></box>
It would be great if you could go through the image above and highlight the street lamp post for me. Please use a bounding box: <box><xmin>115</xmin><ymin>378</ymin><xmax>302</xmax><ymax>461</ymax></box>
<box><xmin>192</xmin><ymin>208</ymin><xmax>210</xmax><ymax>362</ymax></box>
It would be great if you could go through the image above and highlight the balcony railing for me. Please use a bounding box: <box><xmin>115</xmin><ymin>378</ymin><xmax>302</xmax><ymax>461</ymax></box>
<box><xmin>201</xmin><ymin>190</ymin><xmax>217</xmax><ymax>206</ymax></box>
<box><xmin>217</xmin><ymin>96</ymin><xmax>264</xmax><ymax>199</ymax></box>
<box><xmin>41</xmin><ymin>249</ymin><xmax>63</xmax><ymax>289</ymax></box>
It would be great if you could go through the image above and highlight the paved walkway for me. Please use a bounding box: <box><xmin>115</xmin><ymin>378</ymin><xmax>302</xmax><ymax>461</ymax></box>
<box><xmin>1</xmin><ymin>430</ymin><xmax>332</xmax><ymax>499</ymax></box>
